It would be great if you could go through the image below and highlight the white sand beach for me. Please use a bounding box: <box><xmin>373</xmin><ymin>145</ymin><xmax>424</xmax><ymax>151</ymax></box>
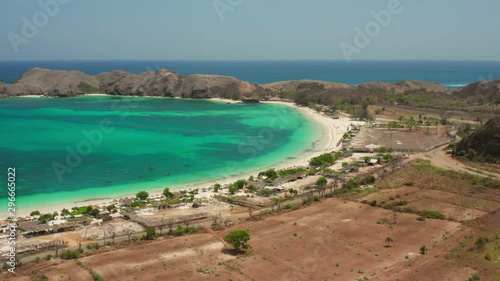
<box><xmin>9</xmin><ymin>99</ymin><xmax>361</xmax><ymax>218</ymax></box>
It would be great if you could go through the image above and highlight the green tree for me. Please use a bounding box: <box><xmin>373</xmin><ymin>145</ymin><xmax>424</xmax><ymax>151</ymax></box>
<box><xmin>228</xmin><ymin>184</ymin><xmax>239</xmax><ymax>195</ymax></box>
<box><xmin>89</xmin><ymin>208</ymin><xmax>100</xmax><ymax>218</ymax></box>
<box><xmin>136</xmin><ymin>191</ymin><xmax>149</xmax><ymax>200</ymax></box>
<box><xmin>316</xmin><ymin>177</ymin><xmax>327</xmax><ymax>187</ymax></box>
<box><xmin>225</xmin><ymin>230</ymin><xmax>251</xmax><ymax>252</ymax></box>
<box><xmin>30</xmin><ymin>210</ymin><xmax>41</xmax><ymax>216</ymax></box>
<box><xmin>163</xmin><ymin>187</ymin><xmax>174</xmax><ymax>198</ymax></box>
<box><xmin>213</xmin><ymin>183</ymin><xmax>221</xmax><ymax>192</ymax></box>
<box><xmin>357</xmin><ymin>101</ymin><xmax>370</xmax><ymax>120</ymax></box>
<box><xmin>258</xmin><ymin>169</ymin><xmax>278</xmax><ymax>180</ymax></box>
<box><xmin>61</xmin><ymin>208</ymin><xmax>70</xmax><ymax>217</ymax></box>
<box><xmin>234</xmin><ymin>179</ymin><xmax>247</xmax><ymax>189</ymax></box>
<box><xmin>385</xmin><ymin>237</ymin><xmax>394</xmax><ymax>247</ymax></box>
<box><xmin>38</xmin><ymin>213</ymin><xmax>54</xmax><ymax>224</ymax></box>
<box><xmin>144</xmin><ymin>227</ymin><xmax>158</xmax><ymax>240</ymax></box>
<box><xmin>419</xmin><ymin>245</ymin><xmax>428</xmax><ymax>255</ymax></box>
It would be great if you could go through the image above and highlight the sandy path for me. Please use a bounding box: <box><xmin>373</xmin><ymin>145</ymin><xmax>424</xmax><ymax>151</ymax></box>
<box><xmin>421</xmin><ymin>149</ymin><xmax>500</xmax><ymax>179</ymax></box>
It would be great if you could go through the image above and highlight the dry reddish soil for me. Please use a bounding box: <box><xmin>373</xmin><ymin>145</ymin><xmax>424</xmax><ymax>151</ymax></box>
<box><xmin>351</xmin><ymin>127</ymin><xmax>450</xmax><ymax>151</ymax></box>
<box><xmin>7</xmin><ymin>199</ymin><xmax>464</xmax><ymax>281</ymax></box>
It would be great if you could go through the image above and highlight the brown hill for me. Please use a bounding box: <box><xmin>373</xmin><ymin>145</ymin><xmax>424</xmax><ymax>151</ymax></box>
<box><xmin>0</xmin><ymin>68</ymin><xmax>265</xmax><ymax>100</ymax></box>
<box><xmin>453</xmin><ymin>79</ymin><xmax>500</xmax><ymax>104</ymax></box>
<box><xmin>454</xmin><ymin>117</ymin><xmax>500</xmax><ymax>163</ymax></box>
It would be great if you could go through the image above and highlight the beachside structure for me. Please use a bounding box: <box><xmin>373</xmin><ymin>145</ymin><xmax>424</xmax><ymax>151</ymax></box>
<box><xmin>262</xmin><ymin>186</ymin><xmax>285</xmax><ymax>192</ymax></box>
<box><xmin>0</xmin><ymin>220</ymin><xmax>9</xmax><ymax>234</ymax></box>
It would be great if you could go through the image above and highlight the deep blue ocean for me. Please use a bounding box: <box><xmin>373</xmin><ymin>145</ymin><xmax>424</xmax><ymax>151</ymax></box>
<box><xmin>1</xmin><ymin>60</ymin><xmax>500</xmax><ymax>89</ymax></box>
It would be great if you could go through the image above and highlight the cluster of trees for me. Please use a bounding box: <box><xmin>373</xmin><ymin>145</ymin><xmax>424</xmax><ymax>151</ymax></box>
<box><xmin>28</xmin><ymin>210</ymin><xmax>58</xmax><ymax>224</ymax></box>
<box><xmin>310</xmin><ymin>152</ymin><xmax>342</xmax><ymax>167</ymax></box>
<box><xmin>31</xmin><ymin>205</ymin><xmax>100</xmax><ymax>222</ymax></box>
<box><xmin>258</xmin><ymin>169</ymin><xmax>279</xmax><ymax>180</ymax></box>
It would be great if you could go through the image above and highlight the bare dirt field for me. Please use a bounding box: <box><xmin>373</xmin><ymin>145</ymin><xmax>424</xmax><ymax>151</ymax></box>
<box><xmin>350</xmin><ymin>126</ymin><xmax>451</xmax><ymax>152</ymax></box>
<box><xmin>8</xmin><ymin>198</ymin><xmax>465</xmax><ymax>281</ymax></box>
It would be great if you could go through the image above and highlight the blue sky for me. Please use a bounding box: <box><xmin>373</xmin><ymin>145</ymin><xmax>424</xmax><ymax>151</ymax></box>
<box><xmin>0</xmin><ymin>0</ymin><xmax>499</xmax><ymax>60</ymax></box>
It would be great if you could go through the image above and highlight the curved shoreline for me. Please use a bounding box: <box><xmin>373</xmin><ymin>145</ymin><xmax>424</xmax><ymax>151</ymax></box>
<box><xmin>3</xmin><ymin>98</ymin><xmax>358</xmax><ymax>218</ymax></box>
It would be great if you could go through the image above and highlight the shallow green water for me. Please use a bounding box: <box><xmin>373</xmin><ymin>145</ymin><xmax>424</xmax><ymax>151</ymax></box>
<box><xmin>0</xmin><ymin>97</ymin><xmax>319</xmax><ymax>214</ymax></box>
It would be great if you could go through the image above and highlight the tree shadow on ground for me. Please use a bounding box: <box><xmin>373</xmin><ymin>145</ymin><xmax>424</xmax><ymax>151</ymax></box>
<box><xmin>222</xmin><ymin>249</ymin><xmax>241</xmax><ymax>256</ymax></box>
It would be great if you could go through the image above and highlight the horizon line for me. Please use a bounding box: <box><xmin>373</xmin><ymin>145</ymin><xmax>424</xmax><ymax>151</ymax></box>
<box><xmin>2</xmin><ymin>58</ymin><xmax>500</xmax><ymax>63</ymax></box>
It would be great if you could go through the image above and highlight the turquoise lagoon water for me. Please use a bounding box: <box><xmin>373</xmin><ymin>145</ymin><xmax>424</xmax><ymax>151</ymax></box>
<box><xmin>0</xmin><ymin>97</ymin><xmax>320</xmax><ymax>214</ymax></box>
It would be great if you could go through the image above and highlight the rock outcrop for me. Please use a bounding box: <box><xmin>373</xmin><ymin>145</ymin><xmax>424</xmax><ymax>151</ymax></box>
<box><xmin>0</xmin><ymin>67</ymin><xmax>100</xmax><ymax>97</ymax></box>
<box><xmin>0</xmin><ymin>68</ymin><xmax>265</xmax><ymax>100</ymax></box>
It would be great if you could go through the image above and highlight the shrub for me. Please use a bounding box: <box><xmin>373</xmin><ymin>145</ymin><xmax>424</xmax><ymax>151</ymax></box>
<box><xmin>361</xmin><ymin>175</ymin><xmax>376</xmax><ymax>184</ymax></box>
<box><xmin>92</xmin><ymin>272</ymin><xmax>104</xmax><ymax>281</ymax></box>
<box><xmin>383</xmin><ymin>153</ymin><xmax>394</xmax><ymax>161</ymax></box>
<box><xmin>475</xmin><ymin>237</ymin><xmax>487</xmax><ymax>251</ymax></box>
<box><xmin>233</xmin><ymin>179</ymin><xmax>247</xmax><ymax>189</ymax></box>
<box><xmin>87</xmin><ymin>242</ymin><xmax>100</xmax><ymax>250</ymax></box>
<box><xmin>163</xmin><ymin>187</ymin><xmax>174</xmax><ymax>198</ymax></box>
<box><xmin>419</xmin><ymin>246</ymin><xmax>428</xmax><ymax>255</ymax></box>
<box><xmin>422</xmin><ymin>210</ymin><xmax>445</xmax><ymax>220</ymax></box>
<box><xmin>246</xmin><ymin>185</ymin><xmax>257</xmax><ymax>192</ymax></box>
<box><xmin>467</xmin><ymin>272</ymin><xmax>481</xmax><ymax>281</ymax></box>
<box><xmin>172</xmin><ymin>226</ymin><xmax>187</xmax><ymax>236</ymax></box>
<box><xmin>143</xmin><ymin>227</ymin><xmax>158</xmax><ymax>240</ymax></box>
<box><xmin>228</xmin><ymin>184</ymin><xmax>239</xmax><ymax>195</ymax></box>
<box><xmin>60</xmin><ymin>249</ymin><xmax>81</xmax><ymax>260</ymax></box>
<box><xmin>130</xmin><ymin>201</ymin><xmax>144</xmax><ymax>208</ymax></box>
<box><xmin>343</xmin><ymin>177</ymin><xmax>360</xmax><ymax>190</ymax></box>
<box><xmin>213</xmin><ymin>183</ymin><xmax>221</xmax><ymax>192</ymax></box>
<box><xmin>281</xmin><ymin>202</ymin><xmax>300</xmax><ymax>210</ymax></box>
<box><xmin>136</xmin><ymin>191</ymin><xmax>149</xmax><ymax>200</ymax></box>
